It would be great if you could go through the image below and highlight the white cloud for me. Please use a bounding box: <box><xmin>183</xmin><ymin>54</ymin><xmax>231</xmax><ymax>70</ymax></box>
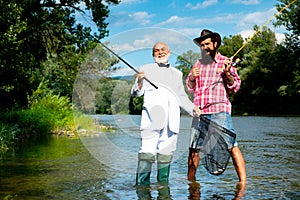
<box><xmin>110</xmin><ymin>11</ymin><xmax>155</xmax><ymax>27</ymax></box>
<box><xmin>234</xmin><ymin>8</ymin><xmax>288</xmax><ymax>43</ymax></box>
<box><xmin>238</xmin><ymin>29</ymin><xmax>286</xmax><ymax>44</ymax></box>
<box><xmin>168</xmin><ymin>1</ymin><xmax>177</xmax><ymax>9</ymax></box>
<box><xmin>151</xmin><ymin>6</ymin><xmax>277</xmax><ymax>36</ymax></box>
<box><xmin>132</xmin><ymin>32</ymin><xmax>188</xmax><ymax>48</ymax></box>
<box><xmin>129</xmin><ymin>12</ymin><xmax>154</xmax><ymax>25</ymax></box>
<box><xmin>275</xmin><ymin>33</ymin><xmax>285</xmax><ymax>44</ymax></box>
<box><xmin>156</xmin><ymin>12</ymin><xmax>241</xmax><ymax>31</ymax></box>
<box><xmin>229</xmin><ymin>0</ymin><xmax>260</xmax><ymax>5</ymax></box>
<box><xmin>133</xmin><ymin>36</ymin><xmax>155</xmax><ymax>47</ymax></box>
<box><xmin>156</xmin><ymin>16</ymin><xmax>191</xmax><ymax>26</ymax></box>
<box><xmin>179</xmin><ymin>28</ymin><xmax>203</xmax><ymax>38</ymax></box>
<box><xmin>106</xmin><ymin>28</ymin><xmax>199</xmax><ymax>56</ymax></box>
<box><xmin>148</xmin><ymin>6</ymin><xmax>280</xmax><ymax>44</ymax></box>
<box><xmin>202</xmin><ymin>13</ymin><xmax>238</xmax><ymax>24</ymax></box>
<box><xmin>119</xmin><ymin>0</ymin><xmax>147</xmax><ymax>5</ymax></box>
<box><xmin>238</xmin><ymin>8</ymin><xmax>277</xmax><ymax>29</ymax></box>
<box><xmin>110</xmin><ymin>43</ymin><xmax>136</xmax><ymax>52</ymax></box>
<box><xmin>238</xmin><ymin>29</ymin><xmax>255</xmax><ymax>40</ymax></box>
<box><xmin>107</xmin><ymin>33</ymin><xmax>164</xmax><ymax>53</ymax></box>
<box><xmin>186</xmin><ymin>0</ymin><xmax>218</xmax><ymax>10</ymax></box>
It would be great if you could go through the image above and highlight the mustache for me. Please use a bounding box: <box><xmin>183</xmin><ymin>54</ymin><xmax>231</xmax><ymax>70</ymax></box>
<box><xmin>156</xmin><ymin>53</ymin><xmax>167</xmax><ymax>58</ymax></box>
<box><xmin>203</xmin><ymin>48</ymin><xmax>213</xmax><ymax>54</ymax></box>
<box><xmin>202</xmin><ymin>48</ymin><xmax>217</xmax><ymax>56</ymax></box>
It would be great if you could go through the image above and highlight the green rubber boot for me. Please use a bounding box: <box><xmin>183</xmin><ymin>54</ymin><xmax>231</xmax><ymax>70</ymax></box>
<box><xmin>157</xmin><ymin>153</ymin><xmax>173</xmax><ymax>183</ymax></box>
<box><xmin>136</xmin><ymin>153</ymin><xmax>155</xmax><ymax>186</ymax></box>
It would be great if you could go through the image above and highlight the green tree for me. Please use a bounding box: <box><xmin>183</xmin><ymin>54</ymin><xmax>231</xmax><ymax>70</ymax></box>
<box><xmin>0</xmin><ymin>0</ymin><xmax>119</xmax><ymax>109</ymax></box>
<box><xmin>175</xmin><ymin>50</ymin><xmax>200</xmax><ymax>78</ymax></box>
<box><xmin>111</xmin><ymin>80</ymin><xmax>131</xmax><ymax>114</ymax></box>
<box><xmin>0</xmin><ymin>2</ymin><xmax>34</xmax><ymax>108</ymax></box>
<box><xmin>95</xmin><ymin>78</ymin><xmax>115</xmax><ymax>114</ymax></box>
<box><xmin>219</xmin><ymin>34</ymin><xmax>245</xmax><ymax>59</ymax></box>
<box><xmin>72</xmin><ymin>43</ymin><xmax>119</xmax><ymax>114</ymax></box>
<box><xmin>275</xmin><ymin>0</ymin><xmax>300</xmax><ymax>50</ymax></box>
<box><xmin>95</xmin><ymin>79</ymin><xmax>133</xmax><ymax>114</ymax></box>
<box><xmin>233</xmin><ymin>26</ymin><xmax>279</xmax><ymax>114</ymax></box>
<box><xmin>274</xmin><ymin>0</ymin><xmax>300</xmax><ymax>103</ymax></box>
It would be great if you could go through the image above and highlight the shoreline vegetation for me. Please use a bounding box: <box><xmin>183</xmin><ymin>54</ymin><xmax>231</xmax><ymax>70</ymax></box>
<box><xmin>0</xmin><ymin>81</ymin><xmax>114</xmax><ymax>153</ymax></box>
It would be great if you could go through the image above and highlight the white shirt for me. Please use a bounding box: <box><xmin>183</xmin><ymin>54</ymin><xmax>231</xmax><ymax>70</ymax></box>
<box><xmin>131</xmin><ymin>63</ymin><xmax>194</xmax><ymax>133</ymax></box>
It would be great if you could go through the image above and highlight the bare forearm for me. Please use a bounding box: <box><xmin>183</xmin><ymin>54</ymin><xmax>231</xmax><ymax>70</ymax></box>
<box><xmin>225</xmin><ymin>71</ymin><xmax>234</xmax><ymax>86</ymax></box>
<box><xmin>187</xmin><ymin>75</ymin><xmax>196</xmax><ymax>88</ymax></box>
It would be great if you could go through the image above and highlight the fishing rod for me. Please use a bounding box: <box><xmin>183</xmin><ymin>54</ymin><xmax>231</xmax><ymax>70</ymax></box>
<box><xmin>232</xmin><ymin>0</ymin><xmax>297</xmax><ymax>58</ymax></box>
<box><xmin>99</xmin><ymin>41</ymin><xmax>158</xmax><ymax>89</ymax></box>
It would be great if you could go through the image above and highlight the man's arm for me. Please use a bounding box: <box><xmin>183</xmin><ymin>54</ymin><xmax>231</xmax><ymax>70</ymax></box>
<box><xmin>223</xmin><ymin>57</ymin><xmax>241</xmax><ymax>92</ymax></box>
<box><xmin>186</xmin><ymin>63</ymin><xmax>199</xmax><ymax>91</ymax></box>
<box><xmin>131</xmin><ymin>71</ymin><xmax>145</xmax><ymax>97</ymax></box>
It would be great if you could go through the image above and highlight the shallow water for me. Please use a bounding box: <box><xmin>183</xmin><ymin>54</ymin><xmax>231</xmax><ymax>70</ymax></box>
<box><xmin>0</xmin><ymin>115</ymin><xmax>299</xmax><ymax>199</ymax></box>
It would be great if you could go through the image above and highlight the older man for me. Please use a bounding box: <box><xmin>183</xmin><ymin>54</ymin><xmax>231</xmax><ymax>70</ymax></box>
<box><xmin>131</xmin><ymin>42</ymin><xmax>199</xmax><ymax>186</ymax></box>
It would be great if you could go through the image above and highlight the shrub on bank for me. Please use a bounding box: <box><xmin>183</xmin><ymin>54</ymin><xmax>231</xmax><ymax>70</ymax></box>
<box><xmin>0</xmin><ymin>80</ymin><xmax>116</xmax><ymax>152</ymax></box>
<box><xmin>28</xmin><ymin>81</ymin><xmax>75</xmax><ymax>134</ymax></box>
<box><xmin>0</xmin><ymin>123</ymin><xmax>19</xmax><ymax>151</ymax></box>
<box><xmin>0</xmin><ymin>81</ymin><xmax>75</xmax><ymax>152</ymax></box>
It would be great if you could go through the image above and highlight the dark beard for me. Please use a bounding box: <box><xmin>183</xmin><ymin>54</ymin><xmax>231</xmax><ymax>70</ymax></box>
<box><xmin>201</xmin><ymin>49</ymin><xmax>217</xmax><ymax>64</ymax></box>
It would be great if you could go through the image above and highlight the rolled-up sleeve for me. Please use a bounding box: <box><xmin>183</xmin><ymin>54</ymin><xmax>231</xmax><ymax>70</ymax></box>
<box><xmin>186</xmin><ymin>72</ymin><xmax>196</xmax><ymax>93</ymax></box>
<box><xmin>224</xmin><ymin>69</ymin><xmax>241</xmax><ymax>93</ymax></box>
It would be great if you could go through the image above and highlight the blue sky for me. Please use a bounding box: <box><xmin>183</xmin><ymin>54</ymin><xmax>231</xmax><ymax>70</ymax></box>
<box><xmin>78</xmin><ymin>0</ymin><xmax>287</xmax><ymax>76</ymax></box>
<box><xmin>105</xmin><ymin>0</ymin><xmax>283</xmax><ymax>39</ymax></box>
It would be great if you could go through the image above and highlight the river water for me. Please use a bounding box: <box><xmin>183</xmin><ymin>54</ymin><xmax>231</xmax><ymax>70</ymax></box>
<box><xmin>0</xmin><ymin>115</ymin><xmax>299</xmax><ymax>199</ymax></box>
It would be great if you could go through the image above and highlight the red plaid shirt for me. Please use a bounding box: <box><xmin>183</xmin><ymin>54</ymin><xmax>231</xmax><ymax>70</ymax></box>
<box><xmin>186</xmin><ymin>52</ymin><xmax>241</xmax><ymax>114</ymax></box>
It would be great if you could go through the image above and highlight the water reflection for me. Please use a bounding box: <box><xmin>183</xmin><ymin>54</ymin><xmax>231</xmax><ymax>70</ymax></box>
<box><xmin>187</xmin><ymin>181</ymin><xmax>246</xmax><ymax>200</ymax></box>
<box><xmin>134</xmin><ymin>181</ymin><xmax>246</xmax><ymax>200</ymax></box>
<box><xmin>188</xmin><ymin>181</ymin><xmax>201</xmax><ymax>199</ymax></box>
<box><xmin>234</xmin><ymin>182</ymin><xmax>246</xmax><ymax>200</ymax></box>
<box><xmin>136</xmin><ymin>186</ymin><xmax>153</xmax><ymax>199</ymax></box>
<box><xmin>136</xmin><ymin>184</ymin><xmax>172</xmax><ymax>200</ymax></box>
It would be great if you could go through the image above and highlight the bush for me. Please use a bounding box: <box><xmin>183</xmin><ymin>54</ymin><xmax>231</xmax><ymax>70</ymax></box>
<box><xmin>0</xmin><ymin>80</ymin><xmax>76</xmax><ymax>151</ymax></box>
<box><xmin>28</xmin><ymin>80</ymin><xmax>75</xmax><ymax>133</ymax></box>
<box><xmin>0</xmin><ymin>123</ymin><xmax>19</xmax><ymax>151</ymax></box>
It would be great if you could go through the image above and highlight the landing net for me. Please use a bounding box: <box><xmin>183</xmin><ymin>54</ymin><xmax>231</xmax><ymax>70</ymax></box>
<box><xmin>191</xmin><ymin>115</ymin><xmax>236</xmax><ymax>175</ymax></box>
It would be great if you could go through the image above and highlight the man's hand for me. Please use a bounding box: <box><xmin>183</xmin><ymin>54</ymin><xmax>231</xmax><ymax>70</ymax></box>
<box><xmin>191</xmin><ymin>67</ymin><xmax>200</xmax><ymax>80</ymax></box>
<box><xmin>188</xmin><ymin>67</ymin><xmax>199</xmax><ymax>88</ymax></box>
<box><xmin>224</xmin><ymin>56</ymin><xmax>233</xmax><ymax>72</ymax></box>
<box><xmin>193</xmin><ymin>106</ymin><xmax>201</xmax><ymax>117</ymax></box>
<box><xmin>137</xmin><ymin>71</ymin><xmax>145</xmax><ymax>89</ymax></box>
<box><xmin>137</xmin><ymin>71</ymin><xmax>145</xmax><ymax>80</ymax></box>
<box><xmin>223</xmin><ymin>57</ymin><xmax>235</xmax><ymax>85</ymax></box>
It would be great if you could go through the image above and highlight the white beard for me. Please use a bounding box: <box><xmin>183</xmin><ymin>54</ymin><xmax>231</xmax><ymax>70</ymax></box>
<box><xmin>154</xmin><ymin>55</ymin><xmax>169</xmax><ymax>64</ymax></box>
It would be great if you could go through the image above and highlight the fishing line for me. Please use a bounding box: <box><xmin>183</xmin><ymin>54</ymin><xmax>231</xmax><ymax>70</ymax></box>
<box><xmin>232</xmin><ymin>0</ymin><xmax>297</xmax><ymax>58</ymax></box>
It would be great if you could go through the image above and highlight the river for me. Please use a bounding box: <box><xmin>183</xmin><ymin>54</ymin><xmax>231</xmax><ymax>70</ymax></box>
<box><xmin>0</xmin><ymin>115</ymin><xmax>299</xmax><ymax>199</ymax></box>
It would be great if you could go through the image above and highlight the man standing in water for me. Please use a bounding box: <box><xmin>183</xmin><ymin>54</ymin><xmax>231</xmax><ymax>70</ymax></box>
<box><xmin>131</xmin><ymin>42</ymin><xmax>200</xmax><ymax>186</ymax></box>
<box><xmin>186</xmin><ymin>29</ymin><xmax>246</xmax><ymax>183</ymax></box>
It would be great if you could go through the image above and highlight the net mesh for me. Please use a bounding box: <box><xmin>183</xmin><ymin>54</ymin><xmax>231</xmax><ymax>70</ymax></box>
<box><xmin>196</xmin><ymin>115</ymin><xmax>236</xmax><ymax>176</ymax></box>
